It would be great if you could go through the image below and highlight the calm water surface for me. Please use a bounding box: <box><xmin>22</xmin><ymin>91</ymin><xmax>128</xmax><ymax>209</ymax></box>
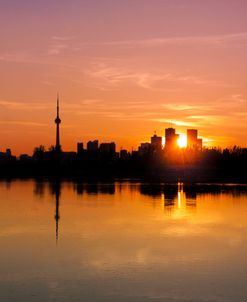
<box><xmin>1</xmin><ymin>181</ymin><xmax>247</xmax><ymax>302</ymax></box>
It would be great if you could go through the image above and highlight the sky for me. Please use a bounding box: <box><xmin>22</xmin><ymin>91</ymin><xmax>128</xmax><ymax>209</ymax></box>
<box><xmin>1</xmin><ymin>0</ymin><xmax>247</xmax><ymax>154</ymax></box>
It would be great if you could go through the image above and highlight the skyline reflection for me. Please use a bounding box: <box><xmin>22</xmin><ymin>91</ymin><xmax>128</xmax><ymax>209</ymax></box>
<box><xmin>29</xmin><ymin>180</ymin><xmax>247</xmax><ymax>243</ymax></box>
<box><xmin>1</xmin><ymin>180</ymin><xmax>247</xmax><ymax>301</ymax></box>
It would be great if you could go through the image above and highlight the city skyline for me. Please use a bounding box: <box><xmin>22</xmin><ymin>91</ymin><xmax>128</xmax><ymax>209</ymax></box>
<box><xmin>1</xmin><ymin>94</ymin><xmax>244</xmax><ymax>156</ymax></box>
<box><xmin>1</xmin><ymin>0</ymin><xmax>247</xmax><ymax>154</ymax></box>
<box><xmin>3</xmin><ymin>96</ymin><xmax>206</xmax><ymax>156</ymax></box>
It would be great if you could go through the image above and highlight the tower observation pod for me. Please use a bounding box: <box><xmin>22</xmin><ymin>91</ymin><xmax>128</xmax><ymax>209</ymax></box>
<box><xmin>55</xmin><ymin>94</ymin><xmax>61</xmax><ymax>153</ymax></box>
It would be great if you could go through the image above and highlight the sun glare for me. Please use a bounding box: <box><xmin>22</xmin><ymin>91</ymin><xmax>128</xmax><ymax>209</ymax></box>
<box><xmin>177</xmin><ymin>134</ymin><xmax>187</xmax><ymax>148</ymax></box>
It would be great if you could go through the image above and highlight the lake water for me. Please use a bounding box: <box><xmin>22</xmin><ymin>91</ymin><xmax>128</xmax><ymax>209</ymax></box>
<box><xmin>1</xmin><ymin>180</ymin><xmax>247</xmax><ymax>302</ymax></box>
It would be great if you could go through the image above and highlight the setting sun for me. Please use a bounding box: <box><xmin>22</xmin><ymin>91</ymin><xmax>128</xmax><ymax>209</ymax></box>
<box><xmin>177</xmin><ymin>134</ymin><xmax>187</xmax><ymax>148</ymax></box>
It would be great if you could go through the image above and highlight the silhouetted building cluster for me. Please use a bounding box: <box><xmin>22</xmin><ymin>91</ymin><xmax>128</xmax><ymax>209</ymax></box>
<box><xmin>76</xmin><ymin>140</ymin><xmax>117</xmax><ymax>161</ymax></box>
<box><xmin>0</xmin><ymin>149</ymin><xmax>16</xmax><ymax>162</ymax></box>
<box><xmin>137</xmin><ymin>127</ymin><xmax>202</xmax><ymax>156</ymax></box>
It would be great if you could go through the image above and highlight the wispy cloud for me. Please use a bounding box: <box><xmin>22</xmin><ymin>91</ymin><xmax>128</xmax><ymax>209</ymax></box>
<box><xmin>80</xmin><ymin>32</ymin><xmax>247</xmax><ymax>48</ymax></box>
<box><xmin>80</xmin><ymin>99</ymin><xmax>104</xmax><ymax>105</ymax></box>
<box><xmin>48</xmin><ymin>43</ymin><xmax>67</xmax><ymax>55</ymax></box>
<box><xmin>187</xmin><ymin>115</ymin><xmax>225</xmax><ymax>126</ymax></box>
<box><xmin>0</xmin><ymin>100</ymin><xmax>52</xmax><ymax>111</ymax></box>
<box><xmin>162</xmin><ymin>104</ymin><xmax>208</xmax><ymax>111</ymax></box>
<box><xmin>52</xmin><ymin>36</ymin><xmax>74</xmax><ymax>41</ymax></box>
<box><xmin>150</xmin><ymin>118</ymin><xmax>196</xmax><ymax>127</ymax></box>
<box><xmin>162</xmin><ymin>95</ymin><xmax>247</xmax><ymax>120</ymax></box>
<box><xmin>48</xmin><ymin>36</ymin><xmax>75</xmax><ymax>55</ymax></box>
<box><xmin>0</xmin><ymin>120</ymin><xmax>47</xmax><ymax>127</ymax></box>
<box><xmin>85</xmin><ymin>62</ymin><xmax>226</xmax><ymax>91</ymax></box>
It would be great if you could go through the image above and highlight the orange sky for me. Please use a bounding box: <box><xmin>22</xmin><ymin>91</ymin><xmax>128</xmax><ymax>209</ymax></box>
<box><xmin>1</xmin><ymin>0</ymin><xmax>247</xmax><ymax>155</ymax></box>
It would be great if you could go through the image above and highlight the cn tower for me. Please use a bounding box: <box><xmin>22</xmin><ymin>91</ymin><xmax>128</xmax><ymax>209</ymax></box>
<box><xmin>55</xmin><ymin>93</ymin><xmax>61</xmax><ymax>152</ymax></box>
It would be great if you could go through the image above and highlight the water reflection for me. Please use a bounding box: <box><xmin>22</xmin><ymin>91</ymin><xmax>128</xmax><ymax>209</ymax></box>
<box><xmin>30</xmin><ymin>181</ymin><xmax>247</xmax><ymax>244</ymax></box>
<box><xmin>50</xmin><ymin>182</ymin><xmax>61</xmax><ymax>244</ymax></box>
<box><xmin>2</xmin><ymin>180</ymin><xmax>247</xmax><ymax>302</ymax></box>
<box><xmin>139</xmin><ymin>182</ymin><xmax>247</xmax><ymax>209</ymax></box>
<box><xmin>73</xmin><ymin>182</ymin><xmax>116</xmax><ymax>195</ymax></box>
<box><xmin>34</xmin><ymin>180</ymin><xmax>45</xmax><ymax>197</ymax></box>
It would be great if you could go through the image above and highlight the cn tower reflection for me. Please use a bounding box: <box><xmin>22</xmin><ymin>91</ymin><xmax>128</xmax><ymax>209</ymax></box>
<box><xmin>51</xmin><ymin>182</ymin><xmax>61</xmax><ymax>244</ymax></box>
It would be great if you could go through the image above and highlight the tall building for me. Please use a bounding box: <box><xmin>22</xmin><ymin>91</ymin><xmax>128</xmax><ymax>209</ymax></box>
<box><xmin>187</xmin><ymin>129</ymin><xmax>202</xmax><ymax>150</ymax></box>
<box><xmin>138</xmin><ymin>142</ymin><xmax>151</xmax><ymax>155</ymax></box>
<box><xmin>99</xmin><ymin>142</ymin><xmax>116</xmax><ymax>154</ymax></box>
<box><xmin>151</xmin><ymin>133</ymin><xmax>162</xmax><ymax>151</ymax></box>
<box><xmin>120</xmin><ymin>149</ymin><xmax>129</xmax><ymax>160</ymax></box>
<box><xmin>87</xmin><ymin>140</ymin><xmax>99</xmax><ymax>151</ymax></box>
<box><xmin>6</xmin><ymin>149</ymin><xmax>12</xmax><ymax>157</ymax></box>
<box><xmin>165</xmin><ymin>128</ymin><xmax>179</xmax><ymax>150</ymax></box>
<box><xmin>77</xmin><ymin>142</ymin><xmax>84</xmax><ymax>154</ymax></box>
<box><xmin>55</xmin><ymin>94</ymin><xmax>61</xmax><ymax>152</ymax></box>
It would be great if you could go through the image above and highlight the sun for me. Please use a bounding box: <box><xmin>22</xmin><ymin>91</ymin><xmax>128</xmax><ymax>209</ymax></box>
<box><xmin>177</xmin><ymin>134</ymin><xmax>187</xmax><ymax>148</ymax></box>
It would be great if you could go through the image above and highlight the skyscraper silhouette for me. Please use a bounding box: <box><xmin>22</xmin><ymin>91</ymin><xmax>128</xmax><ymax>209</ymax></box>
<box><xmin>165</xmin><ymin>128</ymin><xmax>179</xmax><ymax>150</ymax></box>
<box><xmin>55</xmin><ymin>94</ymin><xmax>61</xmax><ymax>152</ymax></box>
<box><xmin>187</xmin><ymin>129</ymin><xmax>202</xmax><ymax>150</ymax></box>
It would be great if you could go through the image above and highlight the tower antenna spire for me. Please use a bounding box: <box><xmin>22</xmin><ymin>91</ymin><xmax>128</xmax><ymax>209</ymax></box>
<box><xmin>55</xmin><ymin>93</ymin><xmax>61</xmax><ymax>152</ymax></box>
<box><xmin>57</xmin><ymin>92</ymin><xmax>59</xmax><ymax>116</ymax></box>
